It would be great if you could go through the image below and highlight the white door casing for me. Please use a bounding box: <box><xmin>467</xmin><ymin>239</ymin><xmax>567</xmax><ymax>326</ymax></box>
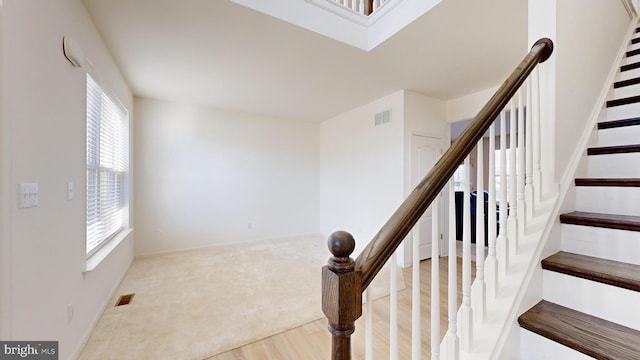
<box><xmin>411</xmin><ymin>135</ymin><xmax>442</xmax><ymax>261</ymax></box>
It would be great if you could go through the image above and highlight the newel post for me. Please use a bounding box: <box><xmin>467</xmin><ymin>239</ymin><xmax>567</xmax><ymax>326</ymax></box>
<box><xmin>322</xmin><ymin>231</ymin><xmax>362</xmax><ymax>360</ymax></box>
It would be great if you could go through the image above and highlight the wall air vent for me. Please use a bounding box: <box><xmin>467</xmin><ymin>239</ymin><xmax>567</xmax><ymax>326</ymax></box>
<box><xmin>115</xmin><ymin>293</ymin><xmax>135</xmax><ymax>306</ymax></box>
<box><xmin>374</xmin><ymin>109</ymin><xmax>392</xmax><ymax>126</ymax></box>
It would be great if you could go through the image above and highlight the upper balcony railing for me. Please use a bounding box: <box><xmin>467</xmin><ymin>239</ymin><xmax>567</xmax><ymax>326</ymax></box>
<box><xmin>329</xmin><ymin>0</ymin><xmax>391</xmax><ymax>16</ymax></box>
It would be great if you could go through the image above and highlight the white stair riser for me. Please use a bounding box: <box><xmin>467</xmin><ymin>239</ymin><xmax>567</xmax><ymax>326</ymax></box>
<box><xmin>611</xmin><ymin>82</ymin><xmax>640</xmax><ymax>99</ymax></box>
<box><xmin>628</xmin><ymin>42</ymin><xmax>640</xmax><ymax>53</ymax></box>
<box><xmin>615</xmin><ymin>67</ymin><xmax>640</xmax><ymax>82</ymax></box>
<box><xmin>543</xmin><ymin>270</ymin><xmax>640</xmax><ymax>331</ymax></box>
<box><xmin>520</xmin><ymin>329</ymin><xmax>593</xmax><ymax>360</ymax></box>
<box><xmin>575</xmin><ymin>186</ymin><xmax>640</xmax><ymax>216</ymax></box>
<box><xmin>622</xmin><ymin>53</ymin><xmax>640</xmax><ymax>65</ymax></box>
<box><xmin>598</xmin><ymin>125</ymin><xmax>640</xmax><ymax>147</ymax></box>
<box><xmin>588</xmin><ymin>153</ymin><xmax>640</xmax><ymax>178</ymax></box>
<box><xmin>606</xmin><ymin>102</ymin><xmax>640</xmax><ymax>120</ymax></box>
<box><xmin>561</xmin><ymin>224</ymin><xmax>640</xmax><ymax>265</ymax></box>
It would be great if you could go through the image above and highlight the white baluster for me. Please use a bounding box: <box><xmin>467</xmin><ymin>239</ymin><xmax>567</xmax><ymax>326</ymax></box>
<box><xmin>485</xmin><ymin>124</ymin><xmax>498</xmax><ymax>298</ymax></box>
<box><xmin>517</xmin><ymin>89</ymin><xmax>526</xmax><ymax>239</ymax></box>
<box><xmin>390</xmin><ymin>252</ymin><xmax>398</xmax><ymax>360</ymax></box>
<box><xmin>498</xmin><ymin>110</ymin><xmax>509</xmax><ymax>278</ymax></box>
<box><xmin>365</xmin><ymin>288</ymin><xmax>373</xmax><ymax>360</ymax></box>
<box><xmin>525</xmin><ymin>78</ymin><xmax>534</xmax><ymax>219</ymax></box>
<box><xmin>412</xmin><ymin>227</ymin><xmax>421</xmax><ymax>360</ymax></box>
<box><xmin>532</xmin><ymin>68</ymin><xmax>542</xmax><ymax>203</ymax></box>
<box><xmin>431</xmin><ymin>197</ymin><xmax>440</xmax><ymax>360</ymax></box>
<box><xmin>351</xmin><ymin>0</ymin><xmax>358</xmax><ymax>12</ymax></box>
<box><xmin>508</xmin><ymin>99</ymin><xmax>518</xmax><ymax>256</ymax></box>
<box><xmin>445</xmin><ymin>179</ymin><xmax>459</xmax><ymax>360</ymax></box>
<box><xmin>540</xmin><ymin>65</ymin><xmax>556</xmax><ymax>199</ymax></box>
<box><xmin>358</xmin><ymin>0</ymin><xmax>365</xmax><ymax>14</ymax></box>
<box><xmin>472</xmin><ymin>140</ymin><xmax>486</xmax><ymax>325</ymax></box>
<box><xmin>460</xmin><ymin>157</ymin><xmax>473</xmax><ymax>351</ymax></box>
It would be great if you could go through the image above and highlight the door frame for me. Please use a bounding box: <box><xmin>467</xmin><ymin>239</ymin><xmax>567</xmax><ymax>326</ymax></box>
<box><xmin>402</xmin><ymin>133</ymin><xmax>446</xmax><ymax>267</ymax></box>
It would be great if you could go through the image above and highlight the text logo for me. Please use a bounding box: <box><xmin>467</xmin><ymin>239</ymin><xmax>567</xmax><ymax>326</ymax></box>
<box><xmin>0</xmin><ymin>342</ymin><xmax>57</xmax><ymax>359</ymax></box>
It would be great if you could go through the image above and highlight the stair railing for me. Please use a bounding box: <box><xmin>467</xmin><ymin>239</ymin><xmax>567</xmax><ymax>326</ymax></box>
<box><xmin>331</xmin><ymin>0</ymin><xmax>389</xmax><ymax>16</ymax></box>
<box><xmin>322</xmin><ymin>38</ymin><xmax>554</xmax><ymax>360</ymax></box>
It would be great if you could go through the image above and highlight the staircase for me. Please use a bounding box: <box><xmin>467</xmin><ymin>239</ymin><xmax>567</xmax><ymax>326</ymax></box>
<box><xmin>518</xmin><ymin>25</ymin><xmax>640</xmax><ymax>359</ymax></box>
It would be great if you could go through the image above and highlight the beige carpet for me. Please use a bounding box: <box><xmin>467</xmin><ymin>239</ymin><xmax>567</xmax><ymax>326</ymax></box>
<box><xmin>78</xmin><ymin>234</ymin><xmax>405</xmax><ymax>360</ymax></box>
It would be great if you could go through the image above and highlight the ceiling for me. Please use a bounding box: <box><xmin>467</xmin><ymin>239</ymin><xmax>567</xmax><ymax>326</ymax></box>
<box><xmin>82</xmin><ymin>0</ymin><xmax>527</xmax><ymax>122</ymax></box>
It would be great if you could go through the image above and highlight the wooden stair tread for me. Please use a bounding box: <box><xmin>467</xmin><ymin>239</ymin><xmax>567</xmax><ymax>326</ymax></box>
<box><xmin>632</xmin><ymin>37</ymin><xmax>640</xmax><ymax>45</ymax></box>
<box><xmin>587</xmin><ymin>144</ymin><xmax>640</xmax><ymax>155</ymax></box>
<box><xmin>621</xmin><ymin>61</ymin><xmax>640</xmax><ymax>72</ymax></box>
<box><xmin>560</xmin><ymin>211</ymin><xmax>640</xmax><ymax>231</ymax></box>
<box><xmin>575</xmin><ymin>178</ymin><xmax>640</xmax><ymax>187</ymax></box>
<box><xmin>607</xmin><ymin>95</ymin><xmax>640</xmax><ymax>107</ymax></box>
<box><xmin>542</xmin><ymin>251</ymin><xmax>640</xmax><ymax>291</ymax></box>
<box><xmin>627</xmin><ymin>48</ymin><xmax>640</xmax><ymax>57</ymax></box>
<box><xmin>614</xmin><ymin>76</ymin><xmax>640</xmax><ymax>89</ymax></box>
<box><xmin>519</xmin><ymin>300</ymin><xmax>640</xmax><ymax>359</ymax></box>
<box><xmin>598</xmin><ymin>117</ymin><xmax>640</xmax><ymax>129</ymax></box>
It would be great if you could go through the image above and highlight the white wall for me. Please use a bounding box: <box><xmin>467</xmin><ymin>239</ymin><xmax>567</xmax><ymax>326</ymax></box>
<box><xmin>1</xmin><ymin>1</ymin><xmax>134</xmax><ymax>358</ymax></box>
<box><xmin>319</xmin><ymin>90</ymin><xmax>448</xmax><ymax>263</ymax></box>
<box><xmin>319</xmin><ymin>90</ymin><xmax>405</xmax><ymax>256</ymax></box>
<box><xmin>446</xmin><ymin>86</ymin><xmax>499</xmax><ymax>124</ymax></box>
<box><xmin>134</xmin><ymin>98</ymin><xmax>320</xmax><ymax>255</ymax></box>
<box><xmin>553</xmin><ymin>0</ymin><xmax>630</xmax><ymax>183</ymax></box>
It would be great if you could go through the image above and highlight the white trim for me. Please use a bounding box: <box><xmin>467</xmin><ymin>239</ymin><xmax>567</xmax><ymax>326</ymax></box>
<box><xmin>305</xmin><ymin>0</ymin><xmax>369</xmax><ymax>26</ymax></box>
<box><xmin>622</xmin><ymin>0</ymin><xmax>638</xmax><ymax>18</ymax></box>
<box><xmin>84</xmin><ymin>228</ymin><xmax>133</xmax><ymax>273</ymax></box>
<box><xmin>134</xmin><ymin>232</ymin><xmax>321</xmax><ymax>258</ymax></box>
<box><xmin>305</xmin><ymin>0</ymin><xmax>401</xmax><ymax>27</ymax></box>
<box><xmin>367</xmin><ymin>0</ymin><xmax>403</xmax><ymax>26</ymax></box>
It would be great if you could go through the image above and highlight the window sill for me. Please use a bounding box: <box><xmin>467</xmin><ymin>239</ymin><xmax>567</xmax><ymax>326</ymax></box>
<box><xmin>84</xmin><ymin>228</ymin><xmax>133</xmax><ymax>273</ymax></box>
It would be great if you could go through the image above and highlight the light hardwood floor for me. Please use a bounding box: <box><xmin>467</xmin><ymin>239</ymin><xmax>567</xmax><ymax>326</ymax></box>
<box><xmin>207</xmin><ymin>256</ymin><xmax>473</xmax><ymax>360</ymax></box>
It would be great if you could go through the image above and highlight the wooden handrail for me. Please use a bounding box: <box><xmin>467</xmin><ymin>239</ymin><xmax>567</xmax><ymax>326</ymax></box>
<box><xmin>355</xmin><ymin>37</ymin><xmax>553</xmax><ymax>289</ymax></box>
<box><xmin>322</xmin><ymin>38</ymin><xmax>553</xmax><ymax>360</ymax></box>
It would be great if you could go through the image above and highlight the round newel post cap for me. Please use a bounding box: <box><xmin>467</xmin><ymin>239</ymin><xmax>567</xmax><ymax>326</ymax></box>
<box><xmin>328</xmin><ymin>231</ymin><xmax>356</xmax><ymax>258</ymax></box>
<box><xmin>327</xmin><ymin>231</ymin><xmax>356</xmax><ymax>273</ymax></box>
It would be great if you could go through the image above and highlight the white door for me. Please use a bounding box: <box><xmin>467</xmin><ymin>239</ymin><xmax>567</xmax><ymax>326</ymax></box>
<box><xmin>411</xmin><ymin>135</ymin><xmax>442</xmax><ymax>260</ymax></box>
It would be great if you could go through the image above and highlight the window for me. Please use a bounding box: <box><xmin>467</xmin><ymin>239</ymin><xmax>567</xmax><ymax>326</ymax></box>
<box><xmin>86</xmin><ymin>74</ymin><xmax>129</xmax><ymax>256</ymax></box>
<box><xmin>453</xmin><ymin>148</ymin><xmax>519</xmax><ymax>202</ymax></box>
<box><xmin>453</xmin><ymin>164</ymin><xmax>465</xmax><ymax>191</ymax></box>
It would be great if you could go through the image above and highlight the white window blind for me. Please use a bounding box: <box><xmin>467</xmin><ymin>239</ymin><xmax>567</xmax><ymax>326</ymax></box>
<box><xmin>86</xmin><ymin>74</ymin><xmax>129</xmax><ymax>256</ymax></box>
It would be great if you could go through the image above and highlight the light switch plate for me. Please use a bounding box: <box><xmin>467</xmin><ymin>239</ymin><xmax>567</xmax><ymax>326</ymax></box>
<box><xmin>19</xmin><ymin>183</ymin><xmax>38</xmax><ymax>208</ymax></box>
